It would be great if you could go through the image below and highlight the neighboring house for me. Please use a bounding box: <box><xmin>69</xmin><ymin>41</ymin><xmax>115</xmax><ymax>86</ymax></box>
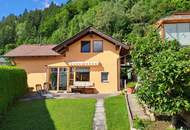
<box><xmin>5</xmin><ymin>27</ymin><xmax>129</xmax><ymax>93</ymax></box>
<box><xmin>157</xmin><ymin>12</ymin><xmax>190</xmax><ymax>46</ymax></box>
<box><xmin>0</xmin><ymin>56</ymin><xmax>9</xmax><ymax>65</ymax></box>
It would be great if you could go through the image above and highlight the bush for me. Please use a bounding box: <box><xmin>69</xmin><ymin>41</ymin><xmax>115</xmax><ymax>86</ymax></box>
<box><xmin>133</xmin><ymin>116</ymin><xmax>147</xmax><ymax>130</ymax></box>
<box><xmin>0</xmin><ymin>66</ymin><xmax>27</xmax><ymax>115</ymax></box>
<box><xmin>127</xmin><ymin>82</ymin><xmax>136</xmax><ymax>88</ymax></box>
<box><xmin>133</xmin><ymin>116</ymin><xmax>152</xmax><ymax>130</ymax></box>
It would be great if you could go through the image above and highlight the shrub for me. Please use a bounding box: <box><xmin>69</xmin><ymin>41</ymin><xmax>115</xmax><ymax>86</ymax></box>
<box><xmin>133</xmin><ymin>116</ymin><xmax>152</xmax><ymax>130</ymax></box>
<box><xmin>127</xmin><ymin>82</ymin><xmax>136</xmax><ymax>88</ymax></box>
<box><xmin>0</xmin><ymin>66</ymin><xmax>27</xmax><ymax>115</ymax></box>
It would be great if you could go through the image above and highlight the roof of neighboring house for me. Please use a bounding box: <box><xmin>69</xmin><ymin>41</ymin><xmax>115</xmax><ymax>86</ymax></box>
<box><xmin>53</xmin><ymin>26</ymin><xmax>129</xmax><ymax>54</ymax></box>
<box><xmin>157</xmin><ymin>12</ymin><xmax>190</xmax><ymax>26</ymax></box>
<box><xmin>0</xmin><ymin>57</ymin><xmax>7</xmax><ymax>63</ymax></box>
<box><xmin>4</xmin><ymin>45</ymin><xmax>60</xmax><ymax>57</ymax></box>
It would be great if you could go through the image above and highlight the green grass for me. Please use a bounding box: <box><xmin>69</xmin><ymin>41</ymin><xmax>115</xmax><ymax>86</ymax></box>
<box><xmin>0</xmin><ymin>98</ymin><xmax>96</xmax><ymax>130</ymax></box>
<box><xmin>105</xmin><ymin>95</ymin><xmax>130</xmax><ymax>130</ymax></box>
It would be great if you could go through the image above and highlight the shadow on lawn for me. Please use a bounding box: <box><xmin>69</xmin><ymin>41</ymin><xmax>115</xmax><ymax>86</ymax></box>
<box><xmin>0</xmin><ymin>99</ymin><xmax>56</xmax><ymax>130</ymax></box>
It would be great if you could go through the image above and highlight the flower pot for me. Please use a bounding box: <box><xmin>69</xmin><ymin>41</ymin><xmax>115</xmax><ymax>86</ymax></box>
<box><xmin>127</xmin><ymin>87</ymin><xmax>134</xmax><ymax>94</ymax></box>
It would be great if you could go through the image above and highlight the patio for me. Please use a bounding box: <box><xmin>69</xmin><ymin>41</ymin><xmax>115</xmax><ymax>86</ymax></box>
<box><xmin>20</xmin><ymin>91</ymin><xmax>119</xmax><ymax>101</ymax></box>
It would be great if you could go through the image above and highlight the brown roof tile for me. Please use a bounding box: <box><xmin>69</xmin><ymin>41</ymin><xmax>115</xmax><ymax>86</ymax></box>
<box><xmin>4</xmin><ymin>44</ymin><xmax>60</xmax><ymax>57</ymax></box>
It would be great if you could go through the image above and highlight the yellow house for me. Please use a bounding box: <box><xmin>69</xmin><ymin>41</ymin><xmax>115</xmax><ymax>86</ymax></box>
<box><xmin>5</xmin><ymin>27</ymin><xmax>129</xmax><ymax>93</ymax></box>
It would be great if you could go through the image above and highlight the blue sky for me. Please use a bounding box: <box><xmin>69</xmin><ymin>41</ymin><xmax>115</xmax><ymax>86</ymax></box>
<box><xmin>0</xmin><ymin>0</ymin><xmax>68</xmax><ymax>19</ymax></box>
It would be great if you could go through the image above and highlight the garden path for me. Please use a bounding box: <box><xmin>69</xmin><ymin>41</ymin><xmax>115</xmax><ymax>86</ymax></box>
<box><xmin>93</xmin><ymin>98</ymin><xmax>107</xmax><ymax>130</ymax></box>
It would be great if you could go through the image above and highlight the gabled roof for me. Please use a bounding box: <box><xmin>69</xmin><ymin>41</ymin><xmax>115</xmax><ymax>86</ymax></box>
<box><xmin>4</xmin><ymin>45</ymin><xmax>60</xmax><ymax>57</ymax></box>
<box><xmin>157</xmin><ymin>12</ymin><xmax>190</xmax><ymax>26</ymax></box>
<box><xmin>53</xmin><ymin>26</ymin><xmax>129</xmax><ymax>53</ymax></box>
<box><xmin>4</xmin><ymin>27</ymin><xmax>129</xmax><ymax>57</ymax></box>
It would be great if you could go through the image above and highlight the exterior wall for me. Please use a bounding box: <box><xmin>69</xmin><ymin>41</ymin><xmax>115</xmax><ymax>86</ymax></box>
<box><xmin>13</xmin><ymin>34</ymin><xmax>121</xmax><ymax>93</ymax></box>
<box><xmin>13</xmin><ymin>56</ymin><xmax>65</xmax><ymax>91</ymax></box>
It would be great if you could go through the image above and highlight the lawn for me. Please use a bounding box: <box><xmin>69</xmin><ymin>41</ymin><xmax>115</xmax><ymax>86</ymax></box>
<box><xmin>105</xmin><ymin>95</ymin><xmax>130</xmax><ymax>130</ymax></box>
<box><xmin>0</xmin><ymin>98</ymin><xmax>96</xmax><ymax>130</ymax></box>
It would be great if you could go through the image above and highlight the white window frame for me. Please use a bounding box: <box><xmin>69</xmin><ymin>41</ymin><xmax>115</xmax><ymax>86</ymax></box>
<box><xmin>101</xmin><ymin>72</ymin><xmax>109</xmax><ymax>83</ymax></box>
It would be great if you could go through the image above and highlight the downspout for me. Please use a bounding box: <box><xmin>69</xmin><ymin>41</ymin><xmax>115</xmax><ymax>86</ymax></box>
<box><xmin>117</xmin><ymin>46</ymin><xmax>122</xmax><ymax>91</ymax></box>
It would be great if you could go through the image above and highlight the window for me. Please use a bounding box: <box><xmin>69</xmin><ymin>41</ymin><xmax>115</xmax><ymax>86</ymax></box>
<box><xmin>101</xmin><ymin>72</ymin><xmax>109</xmax><ymax>82</ymax></box>
<box><xmin>76</xmin><ymin>67</ymin><xmax>90</xmax><ymax>81</ymax></box>
<box><xmin>93</xmin><ymin>40</ymin><xmax>103</xmax><ymax>52</ymax></box>
<box><xmin>81</xmin><ymin>41</ymin><xmax>90</xmax><ymax>53</ymax></box>
<box><xmin>164</xmin><ymin>23</ymin><xmax>190</xmax><ymax>46</ymax></box>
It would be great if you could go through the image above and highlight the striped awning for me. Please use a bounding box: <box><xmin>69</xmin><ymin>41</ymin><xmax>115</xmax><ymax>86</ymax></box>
<box><xmin>68</xmin><ymin>61</ymin><xmax>100</xmax><ymax>66</ymax></box>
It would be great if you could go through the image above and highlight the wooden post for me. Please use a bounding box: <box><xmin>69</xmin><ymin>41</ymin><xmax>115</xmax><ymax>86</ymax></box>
<box><xmin>46</xmin><ymin>66</ymin><xmax>49</xmax><ymax>82</ymax></box>
<box><xmin>160</xmin><ymin>24</ymin><xmax>165</xmax><ymax>40</ymax></box>
<box><xmin>124</xmin><ymin>56</ymin><xmax>127</xmax><ymax>65</ymax></box>
<box><xmin>57</xmin><ymin>67</ymin><xmax>60</xmax><ymax>92</ymax></box>
<box><xmin>73</xmin><ymin>67</ymin><xmax>76</xmax><ymax>83</ymax></box>
<box><xmin>66</xmin><ymin>67</ymin><xmax>70</xmax><ymax>92</ymax></box>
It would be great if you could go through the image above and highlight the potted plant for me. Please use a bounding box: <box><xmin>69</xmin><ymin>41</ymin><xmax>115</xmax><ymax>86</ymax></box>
<box><xmin>126</xmin><ymin>82</ymin><xmax>136</xmax><ymax>94</ymax></box>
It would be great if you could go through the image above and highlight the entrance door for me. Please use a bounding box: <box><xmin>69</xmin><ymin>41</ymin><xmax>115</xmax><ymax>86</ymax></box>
<box><xmin>59</xmin><ymin>68</ymin><xmax>67</xmax><ymax>90</ymax></box>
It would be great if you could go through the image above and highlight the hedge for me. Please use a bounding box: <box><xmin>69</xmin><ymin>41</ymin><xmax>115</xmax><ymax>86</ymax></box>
<box><xmin>0</xmin><ymin>66</ymin><xmax>27</xmax><ymax>115</ymax></box>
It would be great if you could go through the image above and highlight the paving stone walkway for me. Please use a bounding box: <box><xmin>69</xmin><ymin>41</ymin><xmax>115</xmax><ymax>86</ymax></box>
<box><xmin>93</xmin><ymin>98</ymin><xmax>107</xmax><ymax>130</ymax></box>
<box><xmin>127</xmin><ymin>94</ymin><xmax>150</xmax><ymax>120</ymax></box>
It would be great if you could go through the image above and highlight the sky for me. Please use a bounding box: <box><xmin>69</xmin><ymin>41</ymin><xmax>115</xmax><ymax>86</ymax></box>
<box><xmin>0</xmin><ymin>0</ymin><xmax>68</xmax><ymax>19</ymax></box>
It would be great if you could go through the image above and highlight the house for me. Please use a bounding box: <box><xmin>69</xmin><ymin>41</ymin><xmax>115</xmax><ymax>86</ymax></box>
<box><xmin>5</xmin><ymin>27</ymin><xmax>129</xmax><ymax>93</ymax></box>
<box><xmin>157</xmin><ymin>12</ymin><xmax>190</xmax><ymax>46</ymax></box>
<box><xmin>0</xmin><ymin>56</ymin><xmax>9</xmax><ymax>65</ymax></box>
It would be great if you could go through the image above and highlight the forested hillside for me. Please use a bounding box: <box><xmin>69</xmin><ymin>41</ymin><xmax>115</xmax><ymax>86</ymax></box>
<box><xmin>0</xmin><ymin>0</ymin><xmax>190</xmax><ymax>54</ymax></box>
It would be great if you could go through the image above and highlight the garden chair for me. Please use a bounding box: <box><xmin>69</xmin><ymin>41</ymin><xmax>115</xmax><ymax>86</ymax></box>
<box><xmin>35</xmin><ymin>84</ymin><xmax>43</xmax><ymax>95</ymax></box>
<box><xmin>43</xmin><ymin>82</ymin><xmax>51</xmax><ymax>93</ymax></box>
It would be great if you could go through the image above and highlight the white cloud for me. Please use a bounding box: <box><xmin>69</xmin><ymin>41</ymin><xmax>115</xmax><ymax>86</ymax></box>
<box><xmin>32</xmin><ymin>0</ymin><xmax>51</xmax><ymax>8</ymax></box>
<box><xmin>44</xmin><ymin>0</ymin><xmax>50</xmax><ymax>8</ymax></box>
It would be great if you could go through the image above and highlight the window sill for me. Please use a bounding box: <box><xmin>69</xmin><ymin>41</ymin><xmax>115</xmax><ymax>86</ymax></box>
<box><xmin>93</xmin><ymin>51</ymin><xmax>103</xmax><ymax>53</ymax></box>
<box><xmin>81</xmin><ymin>52</ymin><xmax>90</xmax><ymax>53</ymax></box>
<box><xmin>102</xmin><ymin>81</ymin><xmax>109</xmax><ymax>83</ymax></box>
